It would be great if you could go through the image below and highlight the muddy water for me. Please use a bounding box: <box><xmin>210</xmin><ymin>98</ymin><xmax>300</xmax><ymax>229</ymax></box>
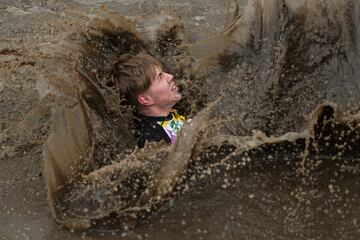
<box><xmin>1</xmin><ymin>0</ymin><xmax>360</xmax><ymax>239</ymax></box>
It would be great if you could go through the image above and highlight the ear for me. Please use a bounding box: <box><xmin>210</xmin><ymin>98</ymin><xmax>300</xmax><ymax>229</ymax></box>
<box><xmin>138</xmin><ymin>94</ymin><xmax>154</xmax><ymax>106</ymax></box>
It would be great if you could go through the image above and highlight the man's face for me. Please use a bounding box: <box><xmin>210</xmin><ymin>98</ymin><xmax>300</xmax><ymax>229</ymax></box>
<box><xmin>143</xmin><ymin>66</ymin><xmax>182</xmax><ymax>108</ymax></box>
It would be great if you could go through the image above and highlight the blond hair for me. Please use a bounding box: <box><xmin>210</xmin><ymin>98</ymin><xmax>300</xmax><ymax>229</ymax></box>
<box><xmin>106</xmin><ymin>52</ymin><xmax>163</xmax><ymax>105</ymax></box>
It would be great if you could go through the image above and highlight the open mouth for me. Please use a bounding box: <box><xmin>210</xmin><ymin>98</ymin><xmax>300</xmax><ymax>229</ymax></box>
<box><xmin>171</xmin><ymin>84</ymin><xmax>178</xmax><ymax>92</ymax></box>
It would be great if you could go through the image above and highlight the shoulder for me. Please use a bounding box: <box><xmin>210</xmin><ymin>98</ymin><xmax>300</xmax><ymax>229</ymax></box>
<box><xmin>133</xmin><ymin>113</ymin><xmax>170</xmax><ymax>148</ymax></box>
<box><xmin>133</xmin><ymin>113</ymin><xmax>159</xmax><ymax>135</ymax></box>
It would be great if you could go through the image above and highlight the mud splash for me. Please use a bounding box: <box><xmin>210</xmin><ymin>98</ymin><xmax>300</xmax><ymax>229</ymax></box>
<box><xmin>39</xmin><ymin>0</ymin><xmax>360</xmax><ymax>233</ymax></box>
<box><xmin>1</xmin><ymin>0</ymin><xmax>359</xmax><ymax>238</ymax></box>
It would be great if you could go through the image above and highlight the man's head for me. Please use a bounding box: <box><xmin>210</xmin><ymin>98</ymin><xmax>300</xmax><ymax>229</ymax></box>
<box><xmin>109</xmin><ymin>52</ymin><xmax>182</xmax><ymax>116</ymax></box>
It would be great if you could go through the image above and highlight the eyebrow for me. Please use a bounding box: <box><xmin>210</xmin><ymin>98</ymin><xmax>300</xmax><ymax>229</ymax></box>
<box><xmin>155</xmin><ymin>71</ymin><xmax>162</xmax><ymax>80</ymax></box>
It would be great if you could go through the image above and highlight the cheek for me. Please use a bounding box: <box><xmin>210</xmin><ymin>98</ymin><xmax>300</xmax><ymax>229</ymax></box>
<box><xmin>156</xmin><ymin>84</ymin><xmax>170</xmax><ymax>95</ymax></box>
<box><xmin>149</xmin><ymin>87</ymin><xmax>165</xmax><ymax>100</ymax></box>
<box><xmin>159</xmin><ymin>89</ymin><xmax>172</xmax><ymax>100</ymax></box>
<box><xmin>149</xmin><ymin>82</ymin><xmax>172</xmax><ymax>101</ymax></box>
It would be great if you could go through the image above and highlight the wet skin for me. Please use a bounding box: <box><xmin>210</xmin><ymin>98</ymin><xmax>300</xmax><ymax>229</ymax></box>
<box><xmin>138</xmin><ymin>66</ymin><xmax>182</xmax><ymax>116</ymax></box>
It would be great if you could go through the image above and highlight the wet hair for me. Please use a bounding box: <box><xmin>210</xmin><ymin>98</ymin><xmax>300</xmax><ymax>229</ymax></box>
<box><xmin>106</xmin><ymin>52</ymin><xmax>163</xmax><ymax>105</ymax></box>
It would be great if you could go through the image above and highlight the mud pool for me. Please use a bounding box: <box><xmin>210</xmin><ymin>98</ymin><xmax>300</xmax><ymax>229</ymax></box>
<box><xmin>1</xmin><ymin>0</ymin><xmax>360</xmax><ymax>239</ymax></box>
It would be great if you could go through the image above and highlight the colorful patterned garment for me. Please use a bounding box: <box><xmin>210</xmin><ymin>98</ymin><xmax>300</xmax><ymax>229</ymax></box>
<box><xmin>133</xmin><ymin>110</ymin><xmax>186</xmax><ymax>148</ymax></box>
<box><xmin>157</xmin><ymin>111</ymin><xmax>185</xmax><ymax>145</ymax></box>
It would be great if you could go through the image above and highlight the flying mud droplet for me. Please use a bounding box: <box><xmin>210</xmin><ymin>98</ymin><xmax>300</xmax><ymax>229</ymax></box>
<box><xmin>33</xmin><ymin>0</ymin><xmax>360</xmax><ymax>234</ymax></box>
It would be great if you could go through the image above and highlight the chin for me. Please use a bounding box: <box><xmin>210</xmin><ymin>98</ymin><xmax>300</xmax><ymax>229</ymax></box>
<box><xmin>174</xmin><ymin>95</ymin><xmax>182</xmax><ymax>102</ymax></box>
<box><xmin>174</xmin><ymin>91</ymin><xmax>182</xmax><ymax>99</ymax></box>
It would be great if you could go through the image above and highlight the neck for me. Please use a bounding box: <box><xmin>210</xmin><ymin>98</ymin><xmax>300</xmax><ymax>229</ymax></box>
<box><xmin>138</xmin><ymin>105</ymin><xmax>173</xmax><ymax>117</ymax></box>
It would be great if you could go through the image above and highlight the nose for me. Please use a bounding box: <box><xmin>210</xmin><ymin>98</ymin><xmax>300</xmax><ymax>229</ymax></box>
<box><xmin>164</xmin><ymin>72</ymin><xmax>173</xmax><ymax>83</ymax></box>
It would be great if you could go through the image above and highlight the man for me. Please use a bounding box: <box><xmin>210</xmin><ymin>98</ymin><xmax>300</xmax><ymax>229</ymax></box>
<box><xmin>108</xmin><ymin>52</ymin><xmax>185</xmax><ymax>148</ymax></box>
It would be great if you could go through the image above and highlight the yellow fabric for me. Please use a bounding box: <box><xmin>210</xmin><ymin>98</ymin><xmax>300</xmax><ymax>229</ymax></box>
<box><xmin>158</xmin><ymin>110</ymin><xmax>185</xmax><ymax>144</ymax></box>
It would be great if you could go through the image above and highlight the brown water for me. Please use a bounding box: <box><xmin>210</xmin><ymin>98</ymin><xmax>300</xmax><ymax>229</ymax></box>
<box><xmin>1</xmin><ymin>0</ymin><xmax>360</xmax><ymax>239</ymax></box>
